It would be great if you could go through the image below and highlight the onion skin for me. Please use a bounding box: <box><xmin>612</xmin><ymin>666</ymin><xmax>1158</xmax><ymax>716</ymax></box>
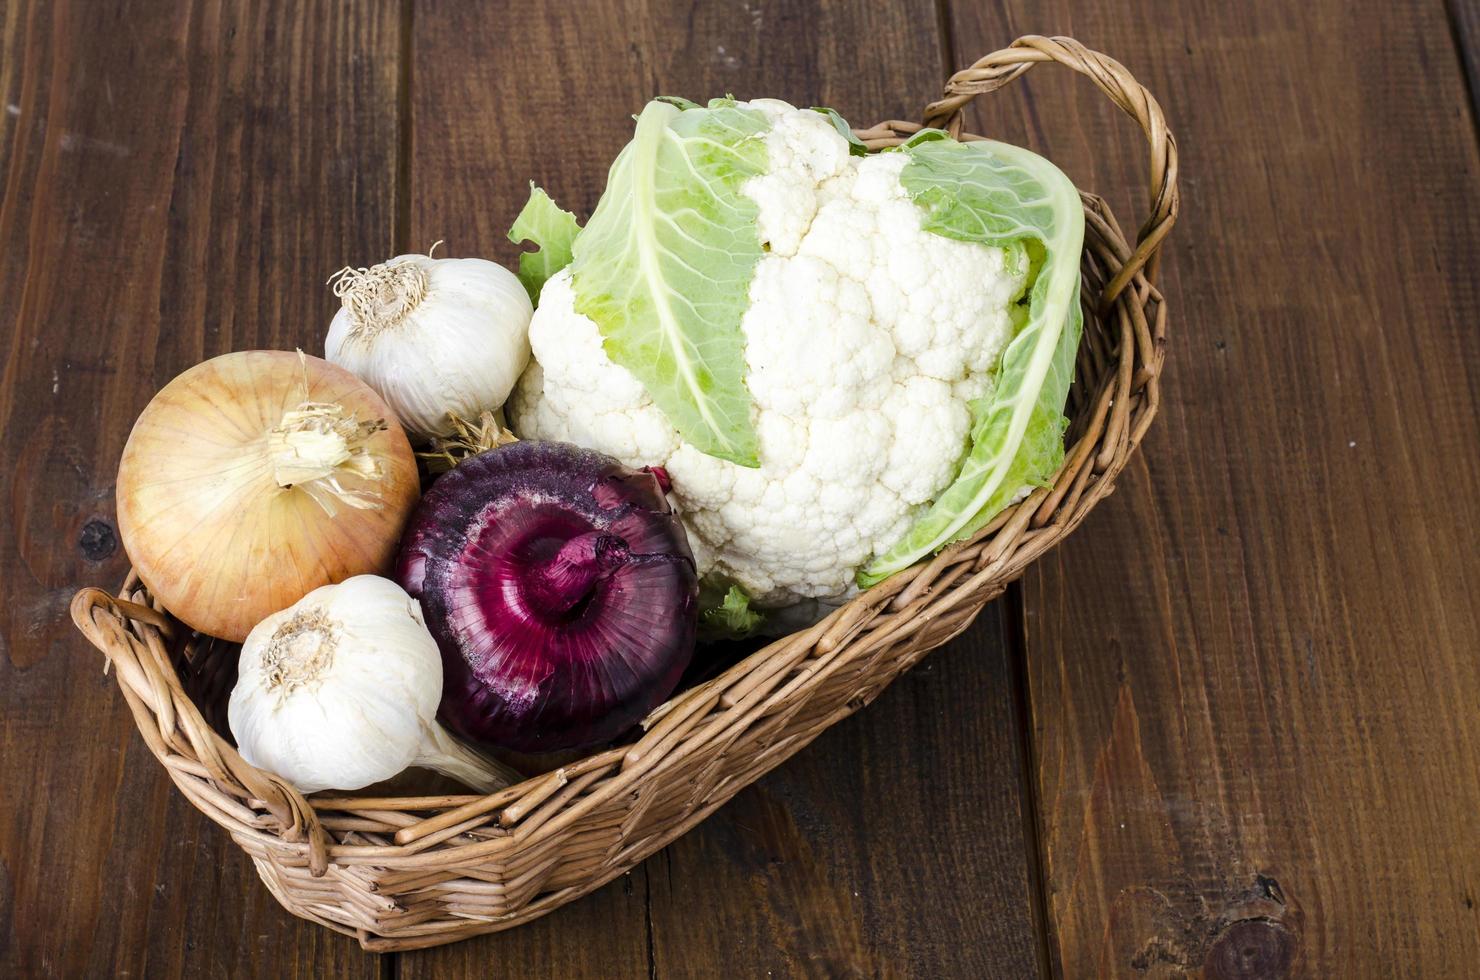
<box><xmin>396</xmin><ymin>440</ymin><xmax>699</xmax><ymax>754</ymax></box>
<box><xmin>116</xmin><ymin>351</ymin><xmax>419</xmax><ymax>641</ymax></box>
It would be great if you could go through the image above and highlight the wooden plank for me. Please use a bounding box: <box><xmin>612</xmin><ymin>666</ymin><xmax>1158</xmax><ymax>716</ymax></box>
<box><xmin>946</xmin><ymin>3</ymin><xmax>1480</xmax><ymax>975</ymax></box>
<box><xmin>646</xmin><ymin>607</ymin><xmax>1042</xmax><ymax>978</ymax></box>
<box><xmin>402</xmin><ymin>1</ymin><xmax>1042</xmax><ymax>976</ymax></box>
<box><xmin>399</xmin><ymin>1</ymin><xmax>656</xmax><ymax>974</ymax></box>
<box><xmin>0</xmin><ymin>0</ymin><xmax>400</xmax><ymax>974</ymax></box>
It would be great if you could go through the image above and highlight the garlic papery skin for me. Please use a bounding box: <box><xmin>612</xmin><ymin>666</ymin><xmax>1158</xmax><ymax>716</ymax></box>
<box><xmin>326</xmin><ymin>251</ymin><xmax>533</xmax><ymax>440</ymax></box>
<box><xmin>228</xmin><ymin>576</ymin><xmax>518</xmax><ymax>795</ymax></box>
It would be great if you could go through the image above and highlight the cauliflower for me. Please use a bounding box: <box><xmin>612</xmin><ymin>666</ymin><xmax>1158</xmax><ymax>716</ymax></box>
<box><xmin>512</xmin><ymin>99</ymin><xmax>1028</xmax><ymax>609</ymax></box>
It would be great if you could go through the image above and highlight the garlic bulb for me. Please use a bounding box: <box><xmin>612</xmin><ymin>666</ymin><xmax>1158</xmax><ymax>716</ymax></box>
<box><xmin>228</xmin><ymin>575</ymin><xmax>518</xmax><ymax>794</ymax></box>
<box><xmin>325</xmin><ymin>250</ymin><xmax>533</xmax><ymax>440</ymax></box>
<box><xmin>116</xmin><ymin>351</ymin><xmax>420</xmax><ymax>642</ymax></box>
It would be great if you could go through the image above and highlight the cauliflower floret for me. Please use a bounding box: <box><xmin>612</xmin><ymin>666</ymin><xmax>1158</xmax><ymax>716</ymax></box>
<box><xmin>511</xmin><ymin>100</ymin><xmax>1025</xmax><ymax>609</ymax></box>
<box><xmin>515</xmin><ymin>274</ymin><xmax>682</xmax><ymax>466</ymax></box>
<box><xmin>742</xmin><ymin>99</ymin><xmax>857</xmax><ymax>255</ymax></box>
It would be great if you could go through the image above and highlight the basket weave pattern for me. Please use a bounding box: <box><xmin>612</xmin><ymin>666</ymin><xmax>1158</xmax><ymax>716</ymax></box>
<box><xmin>71</xmin><ymin>36</ymin><xmax>1177</xmax><ymax>952</ymax></box>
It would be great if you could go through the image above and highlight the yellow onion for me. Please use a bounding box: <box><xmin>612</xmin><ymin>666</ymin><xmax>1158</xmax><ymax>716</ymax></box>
<box><xmin>116</xmin><ymin>350</ymin><xmax>420</xmax><ymax>641</ymax></box>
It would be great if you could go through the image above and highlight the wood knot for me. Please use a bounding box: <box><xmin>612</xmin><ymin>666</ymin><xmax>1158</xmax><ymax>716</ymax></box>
<box><xmin>1204</xmin><ymin>919</ymin><xmax>1296</xmax><ymax>979</ymax></box>
<box><xmin>78</xmin><ymin>519</ymin><xmax>117</xmax><ymax>561</ymax></box>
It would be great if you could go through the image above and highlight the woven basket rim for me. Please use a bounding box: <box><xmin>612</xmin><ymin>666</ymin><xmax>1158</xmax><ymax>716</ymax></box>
<box><xmin>70</xmin><ymin>34</ymin><xmax>1178</xmax><ymax>950</ymax></box>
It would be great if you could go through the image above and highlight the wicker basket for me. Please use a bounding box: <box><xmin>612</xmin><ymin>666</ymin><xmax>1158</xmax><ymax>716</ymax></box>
<box><xmin>71</xmin><ymin>35</ymin><xmax>1177</xmax><ymax>952</ymax></box>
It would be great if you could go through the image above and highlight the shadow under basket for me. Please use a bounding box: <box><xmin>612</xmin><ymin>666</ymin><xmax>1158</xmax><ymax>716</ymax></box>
<box><xmin>71</xmin><ymin>35</ymin><xmax>1178</xmax><ymax>952</ymax></box>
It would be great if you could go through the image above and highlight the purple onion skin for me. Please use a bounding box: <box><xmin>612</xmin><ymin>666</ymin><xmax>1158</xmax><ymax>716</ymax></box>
<box><xmin>396</xmin><ymin>441</ymin><xmax>698</xmax><ymax>754</ymax></box>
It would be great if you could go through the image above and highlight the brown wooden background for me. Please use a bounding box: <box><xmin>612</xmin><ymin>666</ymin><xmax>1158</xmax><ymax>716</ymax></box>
<box><xmin>4</xmin><ymin>0</ymin><xmax>1479</xmax><ymax>976</ymax></box>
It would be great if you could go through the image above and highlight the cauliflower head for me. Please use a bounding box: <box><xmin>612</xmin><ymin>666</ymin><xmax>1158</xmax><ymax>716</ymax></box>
<box><xmin>512</xmin><ymin>99</ymin><xmax>1027</xmax><ymax>609</ymax></box>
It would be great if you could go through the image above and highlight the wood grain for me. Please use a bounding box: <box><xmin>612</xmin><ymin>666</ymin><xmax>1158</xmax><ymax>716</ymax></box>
<box><xmin>645</xmin><ymin>607</ymin><xmax>1042</xmax><ymax>978</ymax></box>
<box><xmin>0</xmin><ymin>0</ymin><xmax>399</xmax><ymax>974</ymax></box>
<box><xmin>402</xmin><ymin>0</ymin><xmax>1041</xmax><ymax>976</ymax></box>
<box><xmin>944</xmin><ymin>2</ymin><xmax>1480</xmax><ymax>975</ymax></box>
<box><xmin>7</xmin><ymin>0</ymin><xmax>1480</xmax><ymax>975</ymax></box>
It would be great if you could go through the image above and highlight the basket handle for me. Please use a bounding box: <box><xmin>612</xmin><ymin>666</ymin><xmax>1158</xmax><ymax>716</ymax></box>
<box><xmin>71</xmin><ymin>585</ymin><xmax>333</xmax><ymax>875</ymax></box>
<box><xmin>922</xmin><ymin>35</ymin><xmax>1179</xmax><ymax>304</ymax></box>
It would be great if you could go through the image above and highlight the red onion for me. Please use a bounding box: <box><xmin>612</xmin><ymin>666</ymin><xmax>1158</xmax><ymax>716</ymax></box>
<box><xmin>396</xmin><ymin>440</ymin><xmax>698</xmax><ymax>753</ymax></box>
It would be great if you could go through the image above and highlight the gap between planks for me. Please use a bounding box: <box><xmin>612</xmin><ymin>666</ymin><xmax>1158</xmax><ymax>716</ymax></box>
<box><xmin>1004</xmin><ymin>579</ymin><xmax>1056</xmax><ymax>979</ymax></box>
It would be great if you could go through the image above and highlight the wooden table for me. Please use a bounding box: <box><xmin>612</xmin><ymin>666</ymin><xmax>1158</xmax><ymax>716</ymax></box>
<box><xmin>4</xmin><ymin>1</ymin><xmax>1478</xmax><ymax>976</ymax></box>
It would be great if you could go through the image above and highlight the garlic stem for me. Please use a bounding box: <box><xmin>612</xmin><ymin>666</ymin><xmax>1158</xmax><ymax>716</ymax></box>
<box><xmin>417</xmin><ymin>410</ymin><xmax>520</xmax><ymax>473</ymax></box>
<box><xmin>415</xmin><ymin>721</ymin><xmax>521</xmax><ymax>794</ymax></box>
